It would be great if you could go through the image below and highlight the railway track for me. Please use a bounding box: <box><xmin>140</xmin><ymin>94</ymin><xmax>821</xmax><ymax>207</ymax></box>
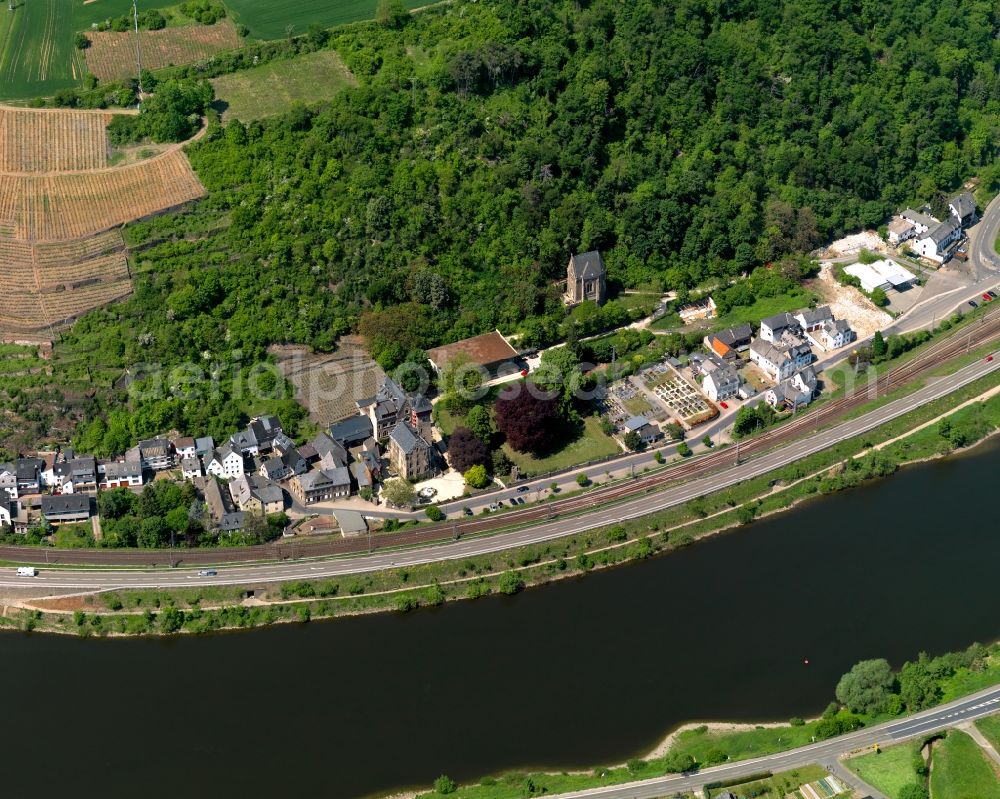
<box><xmin>3</xmin><ymin>307</ymin><xmax>1000</xmax><ymax>568</ymax></box>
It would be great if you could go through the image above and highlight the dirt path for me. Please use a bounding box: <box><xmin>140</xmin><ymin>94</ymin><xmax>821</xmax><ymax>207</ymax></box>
<box><xmin>958</xmin><ymin>721</ymin><xmax>1000</xmax><ymax>768</ymax></box>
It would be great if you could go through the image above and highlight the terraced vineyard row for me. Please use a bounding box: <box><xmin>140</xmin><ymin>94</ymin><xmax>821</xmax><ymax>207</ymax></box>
<box><xmin>84</xmin><ymin>21</ymin><xmax>243</xmax><ymax>82</ymax></box>
<box><xmin>0</xmin><ymin>150</ymin><xmax>206</xmax><ymax>240</ymax></box>
<box><xmin>0</xmin><ymin>230</ymin><xmax>130</xmax><ymax>333</ymax></box>
<box><xmin>0</xmin><ymin>108</ymin><xmax>113</xmax><ymax>173</ymax></box>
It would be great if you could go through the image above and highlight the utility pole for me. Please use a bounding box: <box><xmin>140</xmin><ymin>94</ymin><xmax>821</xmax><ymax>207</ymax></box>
<box><xmin>133</xmin><ymin>0</ymin><xmax>144</xmax><ymax>97</ymax></box>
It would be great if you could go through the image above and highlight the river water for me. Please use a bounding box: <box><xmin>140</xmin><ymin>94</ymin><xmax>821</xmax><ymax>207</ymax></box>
<box><xmin>4</xmin><ymin>440</ymin><xmax>1000</xmax><ymax>798</ymax></box>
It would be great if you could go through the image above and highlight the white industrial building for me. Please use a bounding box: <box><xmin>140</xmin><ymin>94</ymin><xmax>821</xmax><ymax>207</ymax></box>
<box><xmin>844</xmin><ymin>260</ymin><xmax>917</xmax><ymax>294</ymax></box>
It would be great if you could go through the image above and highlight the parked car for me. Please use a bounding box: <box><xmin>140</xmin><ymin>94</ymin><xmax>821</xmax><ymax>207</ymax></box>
<box><xmin>516</xmin><ymin>485</ymin><xmax>530</xmax><ymax>493</ymax></box>
<box><xmin>463</xmin><ymin>506</ymin><xmax>473</xmax><ymax>516</ymax></box>
<box><xmin>488</xmin><ymin>503</ymin><xmax>498</xmax><ymax>512</ymax></box>
<box><xmin>969</xmin><ymin>300</ymin><xmax>979</xmax><ymax>308</ymax></box>
<box><xmin>989</xmin><ymin>290</ymin><xmax>998</xmax><ymax>299</ymax></box>
<box><xmin>983</xmin><ymin>293</ymin><xmax>993</xmax><ymax>302</ymax></box>
<box><xmin>719</xmin><ymin>401</ymin><xmax>729</xmax><ymax>409</ymax></box>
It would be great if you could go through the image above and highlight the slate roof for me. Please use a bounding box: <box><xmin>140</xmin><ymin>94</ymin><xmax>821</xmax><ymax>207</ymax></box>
<box><xmin>389</xmin><ymin>423</ymin><xmax>427</xmax><ymax>455</ymax></box>
<box><xmin>950</xmin><ymin>192</ymin><xmax>976</xmax><ymax>220</ymax></box>
<box><xmin>41</xmin><ymin>494</ymin><xmax>90</xmax><ymax>516</ymax></box>
<box><xmin>925</xmin><ymin>216</ymin><xmax>960</xmax><ymax>245</ymax></box>
<box><xmin>795</xmin><ymin>305</ymin><xmax>833</xmax><ymax>327</ymax></box>
<box><xmin>329</xmin><ymin>415</ymin><xmax>374</xmax><ymax>446</ymax></box>
<box><xmin>568</xmin><ymin>250</ymin><xmax>606</xmax><ymax>281</ymax></box>
<box><xmin>901</xmin><ymin>208</ymin><xmax>938</xmax><ymax>228</ymax></box>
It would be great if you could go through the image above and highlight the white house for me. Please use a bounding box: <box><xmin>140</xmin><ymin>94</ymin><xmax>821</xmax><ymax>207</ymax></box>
<box><xmin>816</xmin><ymin>319</ymin><xmax>855</xmax><ymax>350</ymax></box>
<box><xmin>913</xmin><ymin>217</ymin><xmax>962</xmax><ymax>264</ymax></box>
<box><xmin>99</xmin><ymin>460</ymin><xmax>144</xmax><ymax>489</ymax></box>
<box><xmin>173</xmin><ymin>437</ymin><xmax>197</xmax><ymax>460</ymax></box>
<box><xmin>180</xmin><ymin>457</ymin><xmax>203</xmax><ymax>481</ymax></box>
<box><xmin>205</xmin><ymin>444</ymin><xmax>244</xmax><ymax>480</ymax></box>
<box><xmin>749</xmin><ymin>338</ymin><xmax>812</xmax><ymax>382</ymax></box>
<box><xmin>0</xmin><ymin>465</ymin><xmax>19</xmax><ymax>500</ymax></box>
<box><xmin>793</xmin><ymin>306</ymin><xmax>834</xmax><ymax>333</ymax></box>
<box><xmin>900</xmin><ymin>209</ymin><xmax>938</xmax><ymax>236</ymax></box>
<box><xmin>759</xmin><ymin>312</ymin><xmax>800</xmax><ymax>343</ymax></box>
<box><xmin>886</xmin><ymin>217</ymin><xmax>916</xmax><ymax>245</ymax></box>
<box><xmin>948</xmin><ymin>192</ymin><xmax>976</xmax><ymax>227</ymax></box>
<box><xmin>0</xmin><ymin>488</ymin><xmax>15</xmax><ymax>527</ymax></box>
<box><xmin>765</xmin><ymin>367</ymin><xmax>816</xmax><ymax>410</ymax></box>
<box><xmin>701</xmin><ymin>361</ymin><xmax>741</xmax><ymax>402</ymax></box>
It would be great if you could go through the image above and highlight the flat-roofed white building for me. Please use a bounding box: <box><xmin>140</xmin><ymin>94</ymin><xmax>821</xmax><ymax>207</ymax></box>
<box><xmin>844</xmin><ymin>260</ymin><xmax>916</xmax><ymax>294</ymax></box>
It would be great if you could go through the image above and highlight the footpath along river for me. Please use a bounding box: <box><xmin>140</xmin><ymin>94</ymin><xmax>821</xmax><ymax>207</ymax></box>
<box><xmin>3</xmin><ymin>440</ymin><xmax>1000</xmax><ymax>798</ymax></box>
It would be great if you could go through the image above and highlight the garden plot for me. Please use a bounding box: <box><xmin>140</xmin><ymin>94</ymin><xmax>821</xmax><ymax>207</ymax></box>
<box><xmin>649</xmin><ymin>369</ymin><xmax>717</xmax><ymax>427</ymax></box>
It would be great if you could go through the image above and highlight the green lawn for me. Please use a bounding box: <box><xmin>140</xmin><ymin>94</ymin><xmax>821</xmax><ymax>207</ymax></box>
<box><xmin>652</xmin><ymin>289</ymin><xmax>814</xmax><ymax>333</ymax></box>
<box><xmin>503</xmin><ymin>415</ymin><xmax>620</xmax><ymax>477</ymax></box>
<box><xmin>0</xmin><ymin>0</ymin><xmax>81</xmax><ymax>99</ymax></box>
<box><xmin>931</xmin><ymin>730</ymin><xmax>1000</xmax><ymax>799</ymax></box>
<box><xmin>846</xmin><ymin>741</ymin><xmax>923</xmax><ymax>799</ymax></box>
<box><xmin>224</xmin><ymin>0</ymin><xmax>429</xmax><ymax>39</ymax></box>
<box><xmin>211</xmin><ymin>48</ymin><xmax>356</xmax><ymax>121</ymax></box>
<box><xmin>977</xmin><ymin>714</ymin><xmax>1000</xmax><ymax>753</ymax></box>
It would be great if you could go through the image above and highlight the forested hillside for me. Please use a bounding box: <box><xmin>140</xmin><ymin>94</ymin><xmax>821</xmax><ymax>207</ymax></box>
<box><xmin>58</xmin><ymin>0</ymin><xmax>1000</xmax><ymax>445</ymax></box>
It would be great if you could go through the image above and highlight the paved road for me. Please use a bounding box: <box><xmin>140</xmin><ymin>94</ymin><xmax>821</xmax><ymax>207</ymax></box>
<box><xmin>3</xmin><ymin>344</ymin><xmax>997</xmax><ymax>590</ymax></box>
<box><xmin>544</xmin><ymin>686</ymin><xmax>1000</xmax><ymax>799</ymax></box>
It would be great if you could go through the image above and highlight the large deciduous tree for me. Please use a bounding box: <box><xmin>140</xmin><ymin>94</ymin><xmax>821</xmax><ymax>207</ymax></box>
<box><xmin>494</xmin><ymin>382</ymin><xmax>560</xmax><ymax>453</ymax></box>
<box><xmin>448</xmin><ymin>426</ymin><xmax>488</xmax><ymax>472</ymax></box>
<box><xmin>835</xmin><ymin>658</ymin><xmax>896</xmax><ymax>715</ymax></box>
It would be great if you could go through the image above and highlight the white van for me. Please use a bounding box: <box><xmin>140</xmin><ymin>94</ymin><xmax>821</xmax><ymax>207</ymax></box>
<box><xmin>15</xmin><ymin>567</ymin><xmax>37</xmax><ymax>577</ymax></box>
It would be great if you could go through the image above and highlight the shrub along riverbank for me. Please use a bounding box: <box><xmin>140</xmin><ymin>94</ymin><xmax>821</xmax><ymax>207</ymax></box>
<box><xmin>3</xmin><ymin>369</ymin><xmax>1000</xmax><ymax>640</ymax></box>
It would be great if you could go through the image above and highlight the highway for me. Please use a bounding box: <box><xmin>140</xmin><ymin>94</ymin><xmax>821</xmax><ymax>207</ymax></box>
<box><xmin>542</xmin><ymin>685</ymin><xmax>1000</xmax><ymax>799</ymax></box>
<box><xmin>3</xmin><ymin>341</ymin><xmax>997</xmax><ymax>590</ymax></box>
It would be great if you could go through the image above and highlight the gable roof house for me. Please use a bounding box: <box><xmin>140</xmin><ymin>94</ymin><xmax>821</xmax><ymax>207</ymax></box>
<box><xmin>749</xmin><ymin>338</ymin><xmax>813</xmax><ymax>382</ymax></box>
<box><xmin>311</xmin><ymin>432</ymin><xmax>349</xmax><ymax>469</ymax></box>
<box><xmin>702</xmin><ymin>362</ymin><xmax>741</xmax><ymax>402</ymax></box>
<box><xmin>15</xmin><ymin>457</ymin><xmax>44</xmax><ymax>493</ymax></box>
<box><xmin>290</xmin><ymin>467</ymin><xmax>350</xmax><ymax>505</ymax></box>
<box><xmin>203</xmin><ymin>478</ymin><xmax>245</xmax><ymax>533</ymax></box>
<box><xmin>259</xmin><ymin>456</ymin><xmax>288</xmax><ymax>482</ymax></box>
<box><xmin>948</xmin><ymin>192</ymin><xmax>977</xmax><ymax>227</ymax></box>
<box><xmin>329</xmin><ymin>415</ymin><xmax>374</xmax><ymax>449</ymax></box>
<box><xmin>900</xmin><ymin>208</ymin><xmax>938</xmax><ymax>235</ymax></box>
<box><xmin>704</xmin><ymin>323</ymin><xmax>753</xmax><ymax>357</ymax></box>
<box><xmin>230</xmin><ymin>474</ymin><xmax>285</xmax><ymax>516</ymax></box>
<box><xmin>886</xmin><ymin>217</ymin><xmax>916</xmax><ymax>245</ymax></box>
<box><xmin>0</xmin><ymin>488</ymin><xmax>17</xmax><ymax>528</ymax></box>
<box><xmin>194</xmin><ymin>436</ymin><xmax>215</xmax><ymax>457</ymax></box>
<box><xmin>127</xmin><ymin>438</ymin><xmax>175</xmax><ymax>472</ymax></box>
<box><xmin>205</xmin><ymin>444</ymin><xmax>244</xmax><ymax>480</ymax></box>
<box><xmin>425</xmin><ymin>332</ymin><xmax>520</xmax><ymax>380</ymax></box>
<box><xmin>387</xmin><ymin>422</ymin><xmax>434</xmax><ymax>482</ymax></box>
<box><xmin>621</xmin><ymin>415</ymin><xmax>662</xmax><ymax>444</ymax></box>
<box><xmin>41</xmin><ymin>493</ymin><xmax>91</xmax><ymax>525</ymax></box>
<box><xmin>913</xmin><ymin>216</ymin><xmax>962</xmax><ymax>264</ymax></box>
<box><xmin>53</xmin><ymin>456</ymin><xmax>99</xmax><ymax>494</ymax></box>
<box><xmin>564</xmin><ymin>250</ymin><xmax>607</xmax><ymax>306</ymax></box>
<box><xmin>793</xmin><ymin>305</ymin><xmax>834</xmax><ymax>332</ymax></box>
<box><xmin>173</xmin><ymin>436</ymin><xmax>197</xmax><ymax>460</ymax></box>
<box><xmin>816</xmin><ymin>318</ymin><xmax>855</xmax><ymax>350</ymax></box>
<box><xmin>180</xmin><ymin>456</ymin><xmax>203</xmax><ymax>481</ymax></box>
<box><xmin>99</xmin><ymin>460</ymin><xmax>144</xmax><ymax>489</ymax></box>
<box><xmin>759</xmin><ymin>313</ymin><xmax>801</xmax><ymax>343</ymax></box>
<box><xmin>0</xmin><ymin>464</ymin><xmax>18</xmax><ymax>500</ymax></box>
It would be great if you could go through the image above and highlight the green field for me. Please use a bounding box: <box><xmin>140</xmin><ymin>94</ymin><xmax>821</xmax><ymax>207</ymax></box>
<box><xmin>931</xmin><ymin>730</ymin><xmax>1000</xmax><ymax>799</ymax></box>
<box><xmin>0</xmin><ymin>0</ymin><xmax>82</xmax><ymax>99</ymax></box>
<box><xmin>847</xmin><ymin>741</ymin><xmax>923</xmax><ymax>799</ymax></box>
<box><xmin>224</xmin><ymin>0</ymin><xmax>428</xmax><ymax>39</ymax></box>
<box><xmin>503</xmin><ymin>415</ymin><xmax>623</xmax><ymax>477</ymax></box>
<box><xmin>977</xmin><ymin>715</ymin><xmax>1000</xmax><ymax>753</ymax></box>
<box><xmin>211</xmin><ymin>48</ymin><xmax>356</xmax><ymax>121</ymax></box>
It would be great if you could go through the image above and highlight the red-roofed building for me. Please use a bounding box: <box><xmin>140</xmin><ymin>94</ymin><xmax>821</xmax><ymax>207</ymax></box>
<box><xmin>426</xmin><ymin>330</ymin><xmax>520</xmax><ymax>377</ymax></box>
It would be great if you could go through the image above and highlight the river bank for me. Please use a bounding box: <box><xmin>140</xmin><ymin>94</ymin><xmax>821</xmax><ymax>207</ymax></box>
<box><xmin>4</xmin><ymin>371</ymin><xmax>1000</xmax><ymax>638</ymax></box>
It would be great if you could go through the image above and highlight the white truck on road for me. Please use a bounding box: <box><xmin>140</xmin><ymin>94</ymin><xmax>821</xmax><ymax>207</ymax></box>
<box><xmin>15</xmin><ymin>567</ymin><xmax>37</xmax><ymax>577</ymax></box>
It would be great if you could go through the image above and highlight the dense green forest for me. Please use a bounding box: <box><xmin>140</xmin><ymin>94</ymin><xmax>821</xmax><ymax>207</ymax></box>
<box><xmin>51</xmin><ymin>0</ymin><xmax>1000</xmax><ymax>450</ymax></box>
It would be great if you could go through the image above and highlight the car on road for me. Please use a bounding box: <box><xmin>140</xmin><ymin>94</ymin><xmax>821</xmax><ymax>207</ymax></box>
<box><xmin>463</xmin><ymin>506</ymin><xmax>473</xmax><ymax>516</ymax></box>
<box><xmin>198</xmin><ymin>569</ymin><xmax>218</xmax><ymax>577</ymax></box>
<box><xmin>516</xmin><ymin>486</ymin><xmax>530</xmax><ymax>493</ymax></box>
<box><xmin>15</xmin><ymin>567</ymin><xmax>37</xmax><ymax>577</ymax></box>
<box><xmin>988</xmin><ymin>355</ymin><xmax>995</xmax><ymax>363</ymax></box>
